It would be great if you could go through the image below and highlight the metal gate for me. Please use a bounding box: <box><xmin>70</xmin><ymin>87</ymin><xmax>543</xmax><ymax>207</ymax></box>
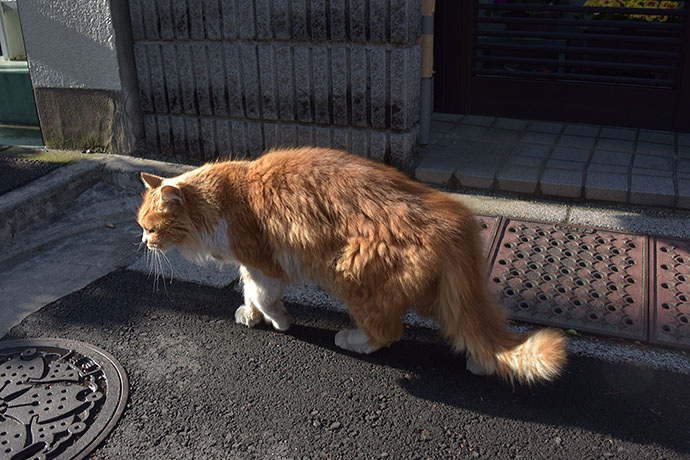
<box><xmin>434</xmin><ymin>1</ymin><xmax>690</xmax><ymax>132</ymax></box>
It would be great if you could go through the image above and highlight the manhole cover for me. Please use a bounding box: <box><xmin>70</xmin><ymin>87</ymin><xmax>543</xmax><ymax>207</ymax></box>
<box><xmin>489</xmin><ymin>220</ymin><xmax>647</xmax><ymax>341</ymax></box>
<box><xmin>0</xmin><ymin>339</ymin><xmax>128</xmax><ymax>460</ymax></box>
<box><xmin>652</xmin><ymin>238</ymin><xmax>690</xmax><ymax>349</ymax></box>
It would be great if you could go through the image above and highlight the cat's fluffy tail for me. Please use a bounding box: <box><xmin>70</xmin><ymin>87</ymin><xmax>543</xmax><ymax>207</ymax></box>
<box><xmin>435</xmin><ymin>241</ymin><xmax>566</xmax><ymax>385</ymax></box>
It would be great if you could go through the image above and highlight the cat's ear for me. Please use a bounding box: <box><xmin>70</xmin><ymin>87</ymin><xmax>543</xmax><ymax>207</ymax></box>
<box><xmin>160</xmin><ymin>184</ymin><xmax>184</xmax><ymax>205</ymax></box>
<box><xmin>141</xmin><ymin>172</ymin><xmax>164</xmax><ymax>190</ymax></box>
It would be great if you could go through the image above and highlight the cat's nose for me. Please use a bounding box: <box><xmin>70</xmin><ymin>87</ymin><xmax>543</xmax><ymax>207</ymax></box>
<box><xmin>141</xmin><ymin>231</ymin><xmax>148</xmax><ymax>244</ymax></box>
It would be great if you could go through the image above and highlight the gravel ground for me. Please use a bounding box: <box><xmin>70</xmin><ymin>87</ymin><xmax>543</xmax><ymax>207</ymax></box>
<box><xmin>4</xmin><ymin>269</ymin><xmax>690</xmax><ymax>459</ymax></box>
<box><xmin>0</xmin><ymin>154</ymin><xmax>62</xmax><ymax>196</ymax></box>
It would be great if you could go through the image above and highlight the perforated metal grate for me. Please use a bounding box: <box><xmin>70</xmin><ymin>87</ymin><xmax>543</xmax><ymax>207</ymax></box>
<box><xmin>489</xmin><ymin>220</ymin><xmax>647</xmax><ymax>341</ymax></box>
<box><xmin>652</xmin><ymin>239</ymin><xmax>690</xmax><ymax>349</ymax></box>
<box><xmin>477</xmin><ymin>215</ymin><xmax>501</xmax><ymax>260</ymax></box>
<box><xmin>0</xmin><ymin>339</ymin><xmax>128</xmax><ymax>460</ymax></box>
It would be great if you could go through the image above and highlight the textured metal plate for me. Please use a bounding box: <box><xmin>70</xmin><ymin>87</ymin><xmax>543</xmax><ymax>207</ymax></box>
<box><xmin>0</xmin><ymin>338</ymin><xmax>129</xmax><ymax>460</ymax></box>
<box><xmin>651</xmin><ymin>239</ymin><xmax>690</xmax><ymax>349</ymax></box>
<box><xmin>489</xmin><ymin>220</ymin><xmax>647</xmax><ymax>340</ymax></box>
<box><xmin>477</xmin><ymin>215</ymin><xmax>501</xmax><ymax>260</ymax></box>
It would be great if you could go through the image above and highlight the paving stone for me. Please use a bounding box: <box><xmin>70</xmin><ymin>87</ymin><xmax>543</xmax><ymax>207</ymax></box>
<box><xmin>448</xmin><ymin>124</ymin><xmax>488</xmax><ymax>140</ymax></box>
<box><xmin>638</xmin><ymin>130</ymin><xmax>675</xmax><ymax>145</ymax></box>
<box><xmin>494</xmin><ymin>118</ymin><xmax>529</xmax><ymax>131</ymax></box>
<box><xmin>679</xmin><ymin>145</ymin><xmax>690</xmax><ymax>158</ymax></box>
<box><xmin>678</xmin><ymin>158</ymin><xmax>690</xmax><ymax>172</ymax></box>
<box><xmin>599</xmin><ymin>126</ymin><xmax>637</xmax><ymax>141</ymax></box>
<box><xmin>511</xmin><ymin>143</ymin><xmax>551</xmax><ymax>158</ymax></box>
<box><xmin>528</xmin><ymin>121</ymin><xmax>564</xmax><ymax>133</ymax></box>
<box><xmin>630</xmin><ymin>175</ymin><xmax>675</xmax><ymax>207</ymax></box>
<box><xmin>520</xmin><ymin>132</ymin><xmax>558</xmax><ymax>145</ymax></box>
<box><xmin>472</xmin><ymin>141</ymin><xmax>512</xmax><ymax>156</ymax></box>
<box><xmin>595</xmin><ymin>138</ymin><xmax>634</xmax><ymax>153</ymax></box>
<box><xmin>415</xmin><ymin>153</ymin><xmax>464</xmax><ymax>185</ymax></box>
<box><xmin>585</xmin><ymin>171</ymin><xmax>628</xmax><ymax>203</ymax></box>
<box><xmin>431</xmin><ymin>120</ymin><xmax>457</xmax><ymax>135</ymax></box>
<box><xmin>455</xmin><ymin>158</ymin><xmax>501</xmax><ymax>189</ymax></box>
<box><xmin>636</xmin><ymin>142</ymin><xmax>675</xmax><ymax>156</ymax></box>
<box><xmin>679</xmin><ymin>134</ymin><xmax>690</xmax><ymax>147</ymax></box>
<box><xmin>563</xmin><ymin>124</ymin><xmax>600</xmax><ymax>137</ymax></box>
<box><xmin>496</xmin><ymin>164</ymin><xmax>540</xmax><ymax>194</ymax></box>
<box><xmin>631</xmin><ymin>168</ymin><xmax>673</xmax><ymax>178</ymax></box>
<box><xmin>505</xmin><ymin>155</ymin><xmax>544</xmax><ymax>168</ymax></box>
<box><xmin>481</xmin><ymin>127</ymin><xmax>523</xmax><ymax>143</ymax></box>
<box><xmin>431</xmin><ymin>113</ymin><xmax>463</xmax><ymax>123</ymax></box>
<box><xmin>461</xmin><ymin>115</ymin><xmax>495</xmax><ymax>127</ymax></box>
<box><xmin>550</xmin><ymin>146</ymin><xmax>590</xmax><ymax>162</ymax></box>
<box><xmin>590</xmin><ymin>149</ymin><xmax>633</xmax><ymax>166</ymax></box>
<box><xmin>557</xmin><ymin>135</ymin><xmax>596</xmax><ymax>150</ymax></box>
<box><xmin>587</xmin><ymin>163</ymin><xmax>629</xmax><ymax>174</ymax></box>
<box><xmin>545</xmin><ymin>158</ymin><xmax>587</xmax><ymax>171</ymax></box>
<box><xmin>633</xmin><ymin>154</ymin><xmax>675</xmax><ymax>171</ymax></box>
<box><xmin>540</xmin><ymin>168</ymin><xmax>584</xmax><ymax>198</ymax></box>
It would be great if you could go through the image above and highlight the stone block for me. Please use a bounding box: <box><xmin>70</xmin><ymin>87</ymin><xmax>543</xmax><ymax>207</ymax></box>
<box><xmin>215</xmin><ymin>119</ymin><xmax>232</xmax><ymax>157</ymax></box>
<box><xmin>369</xmin><ymin>0</ymin><xmax>387</xmax><ymax>42</ymax></box>
<box><xmin>390</xmin><ymin>47</ymin><xmax>420</xmax><ymax>130</ymax></box>
<box><xmin>462</xmin><ymin>115</ymin><xmax>495</xmax><ymax>127</ymax></box>
<box><xmin>161</xmin><ymin>45</ymin><xmax>181</xmax><ymax>114</ymax></box>
<box><xmin>263</xmin><ymin>122</ymin><xmax>278</xmax><ymax>151</ymax></box>
<box><xmin>258</xmin><ymin>45</ymin><xmax>277</xmax><ymax>120</ymax></box>
<box><xmin>599</xmin><ymin>126</ymin><xmax>636</xmax><ymax>140</ymax></box>
<box><xmin>370</xmin><ymin>131</ymin><xmax>387</xmax><ymax>162</ymax></box>
<box><xmin>311</xmin><ymin>0</ymin><xmax>328</xmax><ymax>41</ymax></box>
<box><xmin>157</xmin><ymin>0</ymin><xmax>174</xmax><ymax>40</ymax></box>
<box><xmin>170</xmin><ymin>115</ymin><xmax>187</xmax><ymax>157</ymax></box>
<box><xmin>185</xmin><ymin>117</ymin><xmax>201</xmax><ymax>161</ymax></box>
<box><xmin>231</xmin><ymin>120</ymin><xmax>248</xmax><ymax>156</ymax></box>
<box><xmin>332</xmin><ymin>127</ymin><xmax>350</xmax><ymax>152</ymax></box>
<box><xmin>636</xmin><ymin>141</ymin><xmax>675</xmax><ymax>156</ymax></box>
<box><xmin>293</xmin><ymin>46</ymin><xmax>312</xmax><ymax>123</ymax></box>
<box><xmin>176</xmin><ymin>44</ymin><xmax>196</xmax><ymax>115</ymax></box>
<box><xmin>350</xmin><ymin>129</ymin><xmax>368</xmax><ymax>158</ymax></box>
<box><xmin>128</xmin><ymin>0</ymin><xmax>145</xmax><ymax>41</ymax></box>
<box><xmin>312</xmin><ymin>46</ymin><xmax>330</xmax><ymax>124</ymax></box>
<box><xmin>331</xmin><ymin>47</ymin><xmax>348</xmax><ymax>126</ymax></box>
<box><xmin>630</xmin><ymin>175</ymin><xmax>675</xmax><ymax>207</ymax></box>
<box><xmin>188</xmin><ymin>0</ymin><xmax>205</xmax><ymax>40</ymax></box>
<box><xmin>390</xmin><ymin>0</ymin><xmax>420</xmax><ymax>45</ymax></box>
<box><xmin>208</xmin><ymin>44</ymin><xmax>227</xmax><ymax>116</ymax></box>
<box><xmin>511</xmin><ymin>143</ymin><xmax>551</xmax><ymax>158</ymax></box>
<box><xmin>677</xmin><ymin>179</ymin><xmax>690</xmax><ymax>210</ymax></box>
<box><xmin>496</xmin><ymin>164</ymin><xmax>540</xmax><ymax>194</ymax></box>
<box><xmin>297</xmin><ymin>125</ymin><xmax>315</xmax><ymax>146</ymax></box>
<box><xmin>192</xmin><ymin>44</ymin><xmax>211</xmax><ymax>116</ymax></box>
<box><xmin>584</xmin><ymin>171</ymin><xmax>628</xmax><ymax>202</ymax></box>
<box><xmin>220</xmin><ymin>0</ymin><xmax>238</xmax><ymax>39</ymax></box>
<box><xmin>223</xmin><ymin>44</ymin><xmax>244</xmax><ymax>117</ymax></box>
<box><xmin>587</xmin><ymin>163</ymin><xmax>629</xmax><ymax>174</ymax></box>
<box><xmin>291</xmin><ymin>0</ymin><xmax>308</xmax><ymax>40</ymax></box>
<box><xmin>200</xmin><ymin>118</ymin><xmax>216</xmax><ymax>161</ymax></box>
<box><xmin>390</xmin><ymin>129</ymin><xmax>418</xmax><ymax>170</ymax></box>
<box><xmin>638</xmin><ymin>130</ymin><xmax>674</xmax><ymax>145</ymax></box>
<box><xmin>539</xmin><ymin>168</ymin><xmax>583</xmax><ymax>198</ymax></box>
<box><xmin>141</xmin><ymin>0</ymin><xmax>160</xmax><ymax>40</ymax></box>
<box><xmin>279</xmin><ymin>124</ymin><xmax>298</xmax><ymax>148</ymax></box>
<box><xmin>590</xmin><ymin>149</ymin><xmax>632</xmax><ymax>166</ymax></box>
<box><xmin>254</xmin><ymin>0</ymin><xmax>272</xmax><ymax>40</ymax></box>
<box><xmin>240</xmin><ymin>44</ymin><xmax>260</xmax><ymax>118</ymax></box>
<box><xmin>520</xmin><ymin>132</ymin><xmax>558</xmax><ymax>145</ymax></box>
<box><xmin>237</xmin><ymin>0</ymin><xmax>255</xmax><ymax>39</ymax></box>
<box><xmin>350</xmin><ymin>47</ymin><xmax>368</xmax><ymax>127</ymax></box>
<box><xmin>528</xmin><ymin>121</ymin><xmax>563</xmax><ymax>133</ymax></box>
<box><xmin>349</xmin><ymin>0</ymin><xmax>367</xmax><ymax>42</ymax></box>
<box><xmin>144</xmin><ymin>114</ymin><xmax>158</xmax><ymax>152</ymax></box>
<box><xmin>330</xmin><ymin>0</ymin><xmax>347</xmax><ymax>41</ymax></box>
<box><xmin>416</xmin><ymin>153</ymin><xmax>463</xmax><ymax>185</ymax></box>
<box><xmin>133</xmin><ymin>44</ymin><xmax>152</xmax><ymax>112</ymax></box>
<box><xmin>557</xmin><ymin>135</ymin><xmax>595</xmax><ymax>150</ymax></box>
<box><xmin>481</xmin><ymin>127</ymin><xmax>522</xmax><ymax>143</ymax></box>
<box><xmin>456</xmin><ymin>157</ymin><xmax>501</xmax><ymax>189</ymax></box>
<box><xmin>633</xmin><ymin>154</ymin><xmax>674</xmax><ymax>171</ymax></box>
<box><xmin>203</xmin><ymin>0</ymin><xmax>221</xmax><ymax>40</ymax></box>
<box><xmin>314</xmin><ymin>126</ymin><xmax>331</xmax><ymax>148</ymax></box>
<box><xmin>595</xmin><ymin>138</ymin><xmax>634</xmax><ymax>153</ymax></box>
<box><xmin>495</xmin><ymin>118</ymin><xmax>529</xmax><ymax>131</ymax></box>
<box><xmin>370</xmin><ymin>48</ymin><xmax>387</xmax><ymax>129</ymax></box>
<box><xmin>448</xmin><ymin>125</ymin><xmax>488</xmax><ymax>141</ymax></box>
<box><xmin>563</xmin><ymin>124</ymin><xmax>600</xmax><ymax>137</ymax></box>
<box><xmin>272</xmin><ymin>1</ymin><xmax>291</xmax><ymax>40</ymax></box>
<box><xmin>505</xmin><ymin>155</ymin><xmax>544</xmax><ymax>168</ymax></box>
<box><xmin>157</xmin><ymin>115</ymin><xmax>172</xmax><ymax>154</ymax></box>
<box><xmin>550</xmin><ymin>146</ymin><xmax>590</xmax><ymax>162</ymax></box>
<box><xmin>275</xmin><ymin>45</ymin><xmax>295</xmax><ymax>121</ymax></box>
<box><xmin>247</xmin><ymin>121</ymin><xmax>263</xmax><ymax>157</ymax></box>
<box><xmin>171</xmin><ymin>0</ymin><xmax>190</xmax><ymax>39</ymax></box>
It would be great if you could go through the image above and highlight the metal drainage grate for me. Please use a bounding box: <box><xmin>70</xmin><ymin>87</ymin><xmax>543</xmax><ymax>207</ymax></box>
<box><xmin>489</xmin><ymin>220</ymin><xmax>647</xmax><ymax>341</ymax></box>
<box><xmin>477</xmin><ymin>215</ymin><xmax>501</xmax><ymax>260</ymax></box>
<box><xmin>0</xmin><ymin>339</ymin><xmax>129</xmax><ymax>460</ymax></box>
<box><xmin>652</xmin><ymin>239</ymin><xmax>690</xmax><ymax>349</ymax></box>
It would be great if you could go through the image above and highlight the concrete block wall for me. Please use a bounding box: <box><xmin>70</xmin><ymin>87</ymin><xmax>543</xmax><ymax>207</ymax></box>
<box><xmin>129</xmin><ymin>0</ymin><xmax>421</xmax><ymax>168</ymax></box>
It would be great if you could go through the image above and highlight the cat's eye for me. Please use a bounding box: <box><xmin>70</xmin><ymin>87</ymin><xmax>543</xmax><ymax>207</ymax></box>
<box><xmin>147</xmin><ymin>228</ymin><xmax>156</xmax><ymax>234</ymax></box>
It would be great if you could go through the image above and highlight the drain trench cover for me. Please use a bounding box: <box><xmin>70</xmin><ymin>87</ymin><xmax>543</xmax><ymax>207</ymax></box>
<box><xmin>0</xmin><ymin>339</ymin><xmax>128</xmax><ymax>460</ymax></box>
<box><xmin>489</xmin><ymin>220</ymin><xmax>647</xmax><ymax>341</ymax></box>
<box><xmin>652</xmin><ymin>238</ymin><xmax>690</xmax><ymax>349</ymax></box>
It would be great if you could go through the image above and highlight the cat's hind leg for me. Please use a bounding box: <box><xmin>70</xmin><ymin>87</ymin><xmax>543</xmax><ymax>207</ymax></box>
<box><xmin>335</xmin><ymin>298</ymin><xmax>405</xmax><ymax>354</ymax></box>
<box><xmin>237</xmin><ymin>265</ymin><xmax>291</xmax><ymax>331</ymax></box>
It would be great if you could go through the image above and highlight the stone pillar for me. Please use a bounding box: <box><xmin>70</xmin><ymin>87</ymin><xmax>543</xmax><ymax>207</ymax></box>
<box><xmin>17</xmin><ymin>0</ymin><xmax>144</xmax><ymax>154</ymax></box>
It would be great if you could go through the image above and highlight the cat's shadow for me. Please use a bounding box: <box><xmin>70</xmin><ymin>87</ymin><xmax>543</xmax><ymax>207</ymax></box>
<box><xmin>280</xmin><ymin>304</ymin><xmax>690</xmax><ymax>455</ymax></box>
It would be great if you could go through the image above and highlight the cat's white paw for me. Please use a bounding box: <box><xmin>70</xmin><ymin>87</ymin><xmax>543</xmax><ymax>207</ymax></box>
<box><xmin>264</xmin><ymin>310</ymin><xmax>293</xmax><ymax>331</ymax></box>
<box><xmin>234</xmin><ymin>304</ymin><xmax>262</xmax><ymax>328</ymax></box>
<box><xmin>334</xmin><ymin>329</ymin><xmax>380</xmax><ymax>354</ymax></box>
<box><xmin>465</xmin><ymin>355</ymin><xmax>496</xmax><ymax>376</ymax></box>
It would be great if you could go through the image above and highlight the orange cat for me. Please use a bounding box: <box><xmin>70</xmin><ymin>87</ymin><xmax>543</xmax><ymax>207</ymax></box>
<box><xmin>137</xmin><ymin>147</ymin><xmax>566</xmax><ymax>384</ymax></box>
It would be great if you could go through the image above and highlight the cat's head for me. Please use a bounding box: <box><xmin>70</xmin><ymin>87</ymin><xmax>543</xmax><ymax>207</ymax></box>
<box><xmin>137</xmin><ymin>172</ymin><xmax>193</xmax><ymax>251</ymax></box>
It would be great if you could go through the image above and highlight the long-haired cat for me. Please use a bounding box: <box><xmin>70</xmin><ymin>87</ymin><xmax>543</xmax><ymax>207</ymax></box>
<box><xmin>137</xmin><ymin>147</ymin><xmax>566</xmax><ymax>384</ymax></box>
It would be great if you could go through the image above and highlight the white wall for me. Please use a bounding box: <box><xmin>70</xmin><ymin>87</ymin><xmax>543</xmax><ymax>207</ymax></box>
<box><xmin>18</xmin><ymin>0</ymin><xmax>121</xmax><ymax>90</ymax></box>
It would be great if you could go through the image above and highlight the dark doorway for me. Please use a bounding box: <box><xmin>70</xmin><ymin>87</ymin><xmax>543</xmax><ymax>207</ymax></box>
<box><xmin>434</xmin><ymin>1</ymin><xmax>690</xmax><ymax>132</ymax></box>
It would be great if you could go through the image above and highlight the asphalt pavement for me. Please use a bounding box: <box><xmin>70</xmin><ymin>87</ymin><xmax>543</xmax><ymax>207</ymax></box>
<box><xmin>5</xmin><ymin>269</ymin><xmax>690</xmax><ymax>460</ymax></box>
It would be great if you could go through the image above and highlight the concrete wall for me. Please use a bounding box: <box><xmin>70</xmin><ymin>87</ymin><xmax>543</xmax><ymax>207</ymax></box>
<box><xmin>18</xmin><ymin>0</ymin><xmax>143</xmax><ymax>153</ymax></box>
<box><xmin>129</xmin><ymin>0</ymin><xmax>421</xmax><ymax>168</ymax></box>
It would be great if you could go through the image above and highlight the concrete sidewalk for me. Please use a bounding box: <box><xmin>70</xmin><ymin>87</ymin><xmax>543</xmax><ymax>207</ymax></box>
<box><xmin>1</xmin><ymin>150</ymin><xmax>690</xmax><ymax>372</ymax></box>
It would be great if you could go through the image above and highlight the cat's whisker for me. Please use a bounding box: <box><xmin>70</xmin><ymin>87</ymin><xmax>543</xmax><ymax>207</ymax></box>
<box><xmin>158</xmin><ymin>249</ymin><xmax>175</xmax><ymax>284</ymax></box>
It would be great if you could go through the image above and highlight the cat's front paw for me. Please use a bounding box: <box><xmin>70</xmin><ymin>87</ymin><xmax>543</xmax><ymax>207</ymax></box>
<box><xmin>264</xmin><ymin>310</ymin><xmax>293</xmax><ymax>331</ymax></box>
<box><xmin>234</xmin><ymin>304</ymin><xmax>263</xmax><ymax>328</ymax></box>
<box><xmin>334</xmin><ymin>329</ymin><xmax>380</xmax><ymax>354</ymax></box>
